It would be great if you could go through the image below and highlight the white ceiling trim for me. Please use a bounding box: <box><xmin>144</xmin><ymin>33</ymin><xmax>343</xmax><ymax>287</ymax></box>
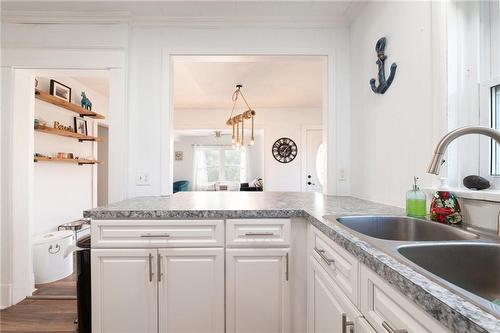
<box><xmin>1</xmin><ymin>9</ymin><xmax>361</xmax><ymax>28</ymax></box>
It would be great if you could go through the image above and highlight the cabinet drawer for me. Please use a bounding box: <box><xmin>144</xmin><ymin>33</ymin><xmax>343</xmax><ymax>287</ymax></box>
<box><xmin>360</xmin><ymin>264</ymin><xmax>449</xmax><ymax>333</ymax></box>
<box><xmin>91</xmin><ymin>220</ymin><xmax>224</xmax><ymax>248</ymax></box>
<box><xmin>309</xmin><ymin>226</ymin><xmax>359</xmax><ymax>306</ymax></box>
<box><xmin>226</xmin><ymin>219</ymin><xmax>290</xmax><ymax>247</ymax></box>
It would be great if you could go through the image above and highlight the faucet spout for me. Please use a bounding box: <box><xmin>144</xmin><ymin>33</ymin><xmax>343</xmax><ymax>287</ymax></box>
<box><xmin>427</xmin><ymin>126</ymin><xmax>500</xmax><ymax>175</ymax></box>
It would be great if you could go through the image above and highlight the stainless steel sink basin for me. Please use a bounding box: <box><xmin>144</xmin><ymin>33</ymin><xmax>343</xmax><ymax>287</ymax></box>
<box><xmin>336</xmin><ymin>216</ymin><xmax>478</xmax><ymax>241</ymax></box>
<box><xmin>398</xmin><ymin>243</ymin><xmax>500</xmax><ymax>309</ymax></box>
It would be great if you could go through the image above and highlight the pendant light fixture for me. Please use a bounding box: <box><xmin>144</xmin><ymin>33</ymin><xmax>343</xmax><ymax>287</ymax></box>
<box><xmin>226</xmin><ymin>85</ymin><xmax>256</xmax><ymax>147</ymax></box>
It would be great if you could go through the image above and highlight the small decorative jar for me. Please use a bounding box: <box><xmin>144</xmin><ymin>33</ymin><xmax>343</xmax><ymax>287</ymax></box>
<box><xmin>429</xmin><ymin>178</ymin><xmax>463</xmax><ymax>224</ymax></box>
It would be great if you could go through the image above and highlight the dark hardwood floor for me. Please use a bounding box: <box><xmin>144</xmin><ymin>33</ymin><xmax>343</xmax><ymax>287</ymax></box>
<box><xmin>1</xmin><ymin>273</ymin><xmax>77</xmax><ymax>332</ymax></box>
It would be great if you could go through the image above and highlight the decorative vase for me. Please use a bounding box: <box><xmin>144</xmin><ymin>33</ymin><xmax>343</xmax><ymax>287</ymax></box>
<box><xmin>430</xmin><ymin>191</ymin><xmax>463</xmax><ymax>224</ymax></box>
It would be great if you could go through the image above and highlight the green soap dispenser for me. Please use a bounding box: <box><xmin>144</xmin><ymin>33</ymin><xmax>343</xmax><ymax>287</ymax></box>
<box><xmin>406</xmin><ymin>177</ymin><xmax>426</xmax><ymax>218</ymax></box>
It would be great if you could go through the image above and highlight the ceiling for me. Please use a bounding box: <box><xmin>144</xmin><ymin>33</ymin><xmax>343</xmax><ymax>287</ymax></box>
<box><xmin>173</xmin><ymin>55</ymin><xmax>325</xmax><ymax>109</ymax></box>
<box><xmin>1</xmin><ymin>1</ymin><xmax>364</xmax><ymax>27</ymax></box>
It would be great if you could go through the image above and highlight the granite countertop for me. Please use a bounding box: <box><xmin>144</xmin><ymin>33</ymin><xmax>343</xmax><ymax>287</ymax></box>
<box><xmin>84</xmin><ymin>192</ymin><xmax>500</xmax><ymax>333</ymax></box>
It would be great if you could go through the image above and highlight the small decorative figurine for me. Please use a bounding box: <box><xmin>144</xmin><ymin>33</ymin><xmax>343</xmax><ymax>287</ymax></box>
<box><xmin>81</xmin><ymin>92</ymin><xmax>92</xmax><ymax>111</ymax></box>
<box><xmin>369</xmin><ymin>37</ymin><xmax>397</xmax><ymax>94</ymax></box>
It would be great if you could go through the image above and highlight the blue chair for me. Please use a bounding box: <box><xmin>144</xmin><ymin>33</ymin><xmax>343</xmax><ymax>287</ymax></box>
<box><xmin>173</xmin><ymin>180</ymin><xmax>189</xmax><ymax>193</ymax></box>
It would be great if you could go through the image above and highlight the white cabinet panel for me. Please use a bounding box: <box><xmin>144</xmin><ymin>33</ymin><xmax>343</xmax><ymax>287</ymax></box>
<box><xmin>360</xmin><ymin>264</ymin><xmax>449</xmax><ymax>333</ymax></box>
<box><xmin>307</xmin><ymin>256</ymin><xmax>360</xmax><ymax>333</ymax></box>
<box><xmin>226</xmin><ymin>219</ymin><xmax>290</xmax><ymax>247</ymax></box>
<box><xmin>91</xmin><ymin>249</ymin><xmax>157</xmax><ymax>333</ymax></box>
<box><xmin>226</xmin><ymin>248</ymin><xmax>290</xmax><ymax>333</ymax></box>
<box><xmin>91</xmin><ymin>220</ymin><xmax>224</xmax><ymax>248</ymax></box>
<box><xmin>158</xmin><ymin>248</ymin><xmax>224</xmax><ymax>333</ymax></box>
<box><xmin>309</xmin><ymin>225</ymin><xmax>359</xmax><ymax>305</ymax></box>
<box><xmin>356</xmin><ymin>317</ymin><xmax>376</xmax><ymax>333</ymax></box>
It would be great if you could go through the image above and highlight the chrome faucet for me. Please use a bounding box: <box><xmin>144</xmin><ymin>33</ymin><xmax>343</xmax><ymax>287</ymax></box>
<box><xmin>427</xmin><ymin>126</ymin><xmax>500</xmax><ymax>175</ymax></box>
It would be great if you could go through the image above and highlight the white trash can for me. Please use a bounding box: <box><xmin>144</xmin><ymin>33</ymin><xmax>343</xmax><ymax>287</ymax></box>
<box><xmin>33</xmin><ymin>230</ymin><xmax>74</xmax><ymax>284</ymax></box>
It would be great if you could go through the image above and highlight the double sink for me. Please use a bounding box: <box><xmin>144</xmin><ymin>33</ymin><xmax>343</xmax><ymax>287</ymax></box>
<box><xmin>327</xmin><ymin>215</ymin><xmax>500</xmax><ymax>317</ymax></box>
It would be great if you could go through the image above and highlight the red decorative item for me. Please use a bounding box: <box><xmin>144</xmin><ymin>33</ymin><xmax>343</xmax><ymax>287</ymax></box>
<box><xmin>430</xmin><ymin>190</ymin><xmax>462</xmax><ymax>224</ymax></box>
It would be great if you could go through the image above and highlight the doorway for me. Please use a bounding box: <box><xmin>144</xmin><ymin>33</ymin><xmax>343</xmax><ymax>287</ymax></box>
<box><xmin>303</xmin><ymin>127</ymin><xmax>324</xmax><ymax>192</ymax></box>
<box><xmin>170</xmin><ymin>55</ymin><xmax>327</xmax><ymax>193</ymax></box>
<box><xmin>98</xmin><ymin>124</ymin><xmax>109</xmax><ymax>206</ymax></box>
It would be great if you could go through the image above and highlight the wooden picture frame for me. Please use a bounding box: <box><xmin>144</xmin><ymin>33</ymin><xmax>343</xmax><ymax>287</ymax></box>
<box><xmin>74</xmin><ymin>117</ymin><xmax>88</xmax><ymax>135</ymax></box>
<box><xmin>49</xmin><ymin>79</ymin><xmax>72</xmax><ymax>102</ymax></box>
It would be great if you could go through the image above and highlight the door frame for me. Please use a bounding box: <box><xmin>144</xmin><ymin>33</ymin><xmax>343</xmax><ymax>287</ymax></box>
<box><xmin>1</xmin><ymin>48</ymin><xmax>126</xmax><ymax>307</ymax></box>
<box><xmin>301</xmin><ymin>125</ymin><xmax>323</xmax><ymax>192</ymax></box>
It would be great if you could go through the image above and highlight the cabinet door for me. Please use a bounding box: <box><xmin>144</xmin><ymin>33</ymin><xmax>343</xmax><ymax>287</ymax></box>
<box><xmin>91</xmin><ymin>249</ymin><xmax>157</xmax><ymax>333</ymax></box>
<box><xmin>307</xmin><ymin>256</ymin><xmax>360</xmax><ymax>333</ymax></box>
<box><xmin>158</xmin><ymin>248</ymin><xmax>224</xmax><ymax>333</ymax></box>
<box><xmin>226</xmin><ymin>248</ymin><xmax>290</xmax><ymax>333</ymax></box>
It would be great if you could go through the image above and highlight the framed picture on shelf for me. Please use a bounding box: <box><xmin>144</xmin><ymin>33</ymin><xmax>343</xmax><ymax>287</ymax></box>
<box><xmin>74</xmin><ymin>117</ymin><xmax>88</xmax><ymax>135</ymax></box>
<box><xmin>49</xmin><ymin>79</ymin><xmax>72</xmax><ymax>102</ymax></box>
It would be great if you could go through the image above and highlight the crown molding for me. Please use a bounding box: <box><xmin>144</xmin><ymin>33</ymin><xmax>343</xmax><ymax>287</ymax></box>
<box><xmin>2</xmin><ymin>10</ymin><xmax>352</xmax><ymax>29</ymax></box>
<box><xmin>2</xmin><ymin>10</ymin><xmax>131</xmax><ymax>24</ymax></box>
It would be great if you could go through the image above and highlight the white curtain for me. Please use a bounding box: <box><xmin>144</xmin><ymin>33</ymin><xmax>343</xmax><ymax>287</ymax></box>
<box><xmin>239</xmin><ymin>147</ymin><xmax>248</xmax><ymax>183</ymax></box>
<box><xmin>192</xmin><ymin>146</ymin><xmax>207</xmax><ymax>191</ymax></box>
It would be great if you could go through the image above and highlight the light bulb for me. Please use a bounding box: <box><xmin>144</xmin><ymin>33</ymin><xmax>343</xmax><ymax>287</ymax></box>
<box><xmin>249</xmin><ymin>139</ymin><xmax>255</xmax><ymax>146</ymax></box>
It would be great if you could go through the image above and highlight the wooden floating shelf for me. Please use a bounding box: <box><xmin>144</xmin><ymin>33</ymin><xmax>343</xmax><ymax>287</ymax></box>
<box><xmin>34</xmin><ymin>157</ymin><xmax>100</xmax><ymax>165</ymax></box>
<box><xmin>35</xmin><ymin>125</ymin><xmax>101</xmax><ymax>142</ymax></box>
<box><xmin>35</xmin><ymin>89</ymin><xmax>105</xmax><ymax>119</ymax></box>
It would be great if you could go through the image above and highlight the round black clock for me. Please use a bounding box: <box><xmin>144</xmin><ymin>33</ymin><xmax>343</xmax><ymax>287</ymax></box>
<box><xmin>272</xmin><ymin>137</ymin><xmax>297</xmax><ymax>163</ymax></box>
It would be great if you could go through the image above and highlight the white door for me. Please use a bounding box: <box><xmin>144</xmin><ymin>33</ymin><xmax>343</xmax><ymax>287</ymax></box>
<box><xmin>304</xmin><ymin>128</ymin><xmax>323</xmax><ymax>192</ymax></box>
<box><xmin>226</xmin><ymin>248</ymin><xmax>290</xmax><ymax>333</ymax></box>
<box><xmin>158</xmin><ymin>248</ymin><xmax>224</xmax><ymax>333</ymax></box>
<box><xmin>91</xmin><ymin>249</ymin><xmax>158</xmax><ymax>333</ymax></box>
<box><xmin>307</xmin><ymin>256</ymin><xmax>359</xmax><ymax>333</ymax></box>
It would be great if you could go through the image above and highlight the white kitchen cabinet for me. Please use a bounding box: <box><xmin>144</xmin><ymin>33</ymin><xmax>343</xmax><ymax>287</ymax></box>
<box><xmin>360</xmin><ymin>264</ymin><xmax>449</xmax><ymax>333</ymax></box>
<box><xmin>226</xmin><ymin>248</ymin><xmax>290</xmax><ymax>333</ymax></box>
<box><xmin>355</xmin><ymin>317</ymin><xmax>376</xmax><ymax>333</ymax></box>
<box><xmin>91</xmin><ymin>249</ymin><xmax>158</xmax><ymax>333</ymax></box>
<box><xmin>307</xmin><ymin>255</ymin><xmax>360</xmax><ymax>333</ymax></box>
<box><xmin>158</xmin><ymin>248</ymin><xmax>224</xmax><ymax>333</ymax></box>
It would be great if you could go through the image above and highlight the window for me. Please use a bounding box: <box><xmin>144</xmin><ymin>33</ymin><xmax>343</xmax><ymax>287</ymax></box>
<box><xmin>491</xmin><ymin>84</ymin><xmax>500</xmax><ymax>175</ymax></box>
<box><xmin>193</xmin><ymin>146</ymin><xmax>247</xmax><ymax>190</ymax></box>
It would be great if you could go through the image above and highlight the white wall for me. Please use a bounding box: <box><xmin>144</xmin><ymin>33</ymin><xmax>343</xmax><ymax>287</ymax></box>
<box><xmin>175</xmin><ymin>108</ymin><xmax>322</xmax><ymax>191</ymax></box>
<box><xmin>349</xmin><ymin>1</ymin><xmax>435</xmax><ymax>207</ymax></box>
<box><xmin>173</xmin><ymin>132</ymin><xmax>264</xmax><ymax>190</ymax></box>
<box><xmin>128</xmin><ymin>26</ymin><xmax>350</xmax><ymax>197</ymax></box>
<box><xmin>33</xmin><ymin>76</ymin><xmax>108</xmax><ymax>235</ymax></box>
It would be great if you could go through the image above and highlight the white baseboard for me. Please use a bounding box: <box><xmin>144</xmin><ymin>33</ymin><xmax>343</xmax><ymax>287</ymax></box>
<box><xmin>0</xmin><ymin>283</ymin><xmax>12</xmax><ymax>309</ymax></box>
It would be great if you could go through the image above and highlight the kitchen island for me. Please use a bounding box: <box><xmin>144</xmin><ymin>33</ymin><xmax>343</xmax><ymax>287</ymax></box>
<box><xmin>84</xmin><ymin>192</ymin><xmax>500</xmax><ymax>333</ymax></box>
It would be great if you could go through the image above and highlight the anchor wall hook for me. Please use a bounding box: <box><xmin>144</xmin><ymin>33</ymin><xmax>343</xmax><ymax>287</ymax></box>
<box><xmin>369</xmin><ymin>37</ymin><xmax>397</xmax><ymax>94</ymax></box>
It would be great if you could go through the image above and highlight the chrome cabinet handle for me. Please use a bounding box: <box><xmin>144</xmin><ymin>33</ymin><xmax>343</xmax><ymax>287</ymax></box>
<box><xmin>157</xmin><ymin>253</ymin><xmax>162</xmax><ymax>282</ymax></box>
<box><xmin>314</xmin><ymin>247</ymin><xmax>335</xmax><ymax>266</ymax></box>
<box><xmin>140</xmin><ymin>233</ymin><xmax>170</xmax><ymax>238</ymax></box>
<box><xmin>244</xmin><ymin>232</ymin><xmax>275</xmax><ymax>236</ymax></box>
<box><xmin>285</xmin><ymin>252</ymin><xmax>289</xmax><ymax>281</ymax></box>
<box><xmin>382</xmin><ymin>321</ymin><xmax>408</xmax><ymax>333</ymax></box>
<box><xmin>148</xmin><ymin>253</ymin><xmax>154</xmax><ymax>282</ymax></box>
<box><xmin>341</xmin><ymin>313</ymin><xmax>354</xmax><ymax>333</ymax></box>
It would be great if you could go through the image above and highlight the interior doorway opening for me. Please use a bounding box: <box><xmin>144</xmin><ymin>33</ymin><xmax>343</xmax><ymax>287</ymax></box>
<box><xmin>171</xmin><ymin>55</ymin><xmax>327</xmax><ymax>193</ymax></box>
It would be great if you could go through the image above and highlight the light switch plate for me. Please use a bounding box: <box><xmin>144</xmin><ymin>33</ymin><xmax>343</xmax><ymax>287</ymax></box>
<box><xmin>136</xmin><ymin>171</ymin><xmax>151</xmax><ymax>186</ymax></box>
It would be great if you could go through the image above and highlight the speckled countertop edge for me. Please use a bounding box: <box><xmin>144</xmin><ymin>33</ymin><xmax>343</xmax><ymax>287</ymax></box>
<box><xmin>84</xmin><ymin>193</ymin><xmax>500</xmax><ymax>333</ymax></box>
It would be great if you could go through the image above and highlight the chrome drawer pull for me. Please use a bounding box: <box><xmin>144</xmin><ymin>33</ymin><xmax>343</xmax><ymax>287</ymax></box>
<box><xmin>140</xmin><ymin>233</ymin><xmax>170</xmax><ymax>238</ymax></box>
<box><xmin>314</xmin><ymin>247</ymin><xmax>335</xmax><ymax>265</ymax></box>
<box><xmin>148</xmin><ymin>253</ymin><xmax>154</xmax><ymax>282</ymax></box>
<box><xmin>244</xmin><ymin>232</ymin><xmax>275</xmax><ymax>236</ymax></box>
<box><xmin>382</xmin><ymin>321</ymin><xmax>408</xmax><ymax>333</ymax></box>
<box><xmin>341</xmin><ymin>313</ymin><xmax>354</xmax><ymax>333</ymax></box>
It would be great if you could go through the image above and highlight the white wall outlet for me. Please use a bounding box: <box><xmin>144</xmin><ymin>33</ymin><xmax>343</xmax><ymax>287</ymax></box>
<box><xmin>339</xmin><ymin>168</ymin><xmax>347</xmax><ymax>181</ymax></box>
<box><xmin>136</xmin><ymin>171</ymin><xmax>151</xmax><ymax>186</ymax></box>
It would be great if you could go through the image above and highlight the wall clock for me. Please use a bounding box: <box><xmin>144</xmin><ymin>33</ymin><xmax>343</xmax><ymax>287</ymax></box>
<box><xmin>272</xmin><ymin>137</ymin><xmax>297</xmax><ymax>163</ymax></box>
